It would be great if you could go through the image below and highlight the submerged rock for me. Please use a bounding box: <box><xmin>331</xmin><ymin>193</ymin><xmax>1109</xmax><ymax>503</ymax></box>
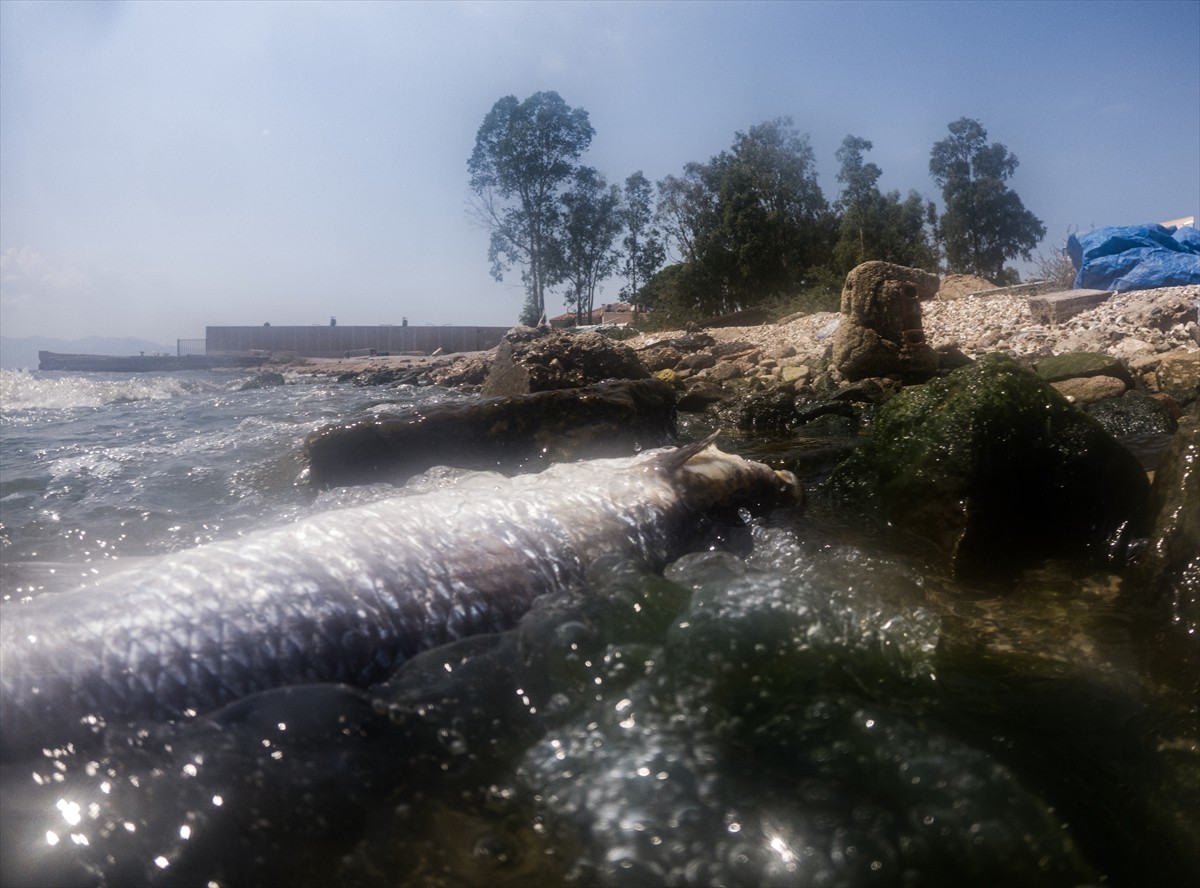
<box><xmin>824</xmin><ymin>353</ymin><xmax>1150</xmax><ymax>574</ymax></box>
<box><xmin>1085</xmin><ymin>390</ymin><xmax>1179</xmax><ymax>437</ymax></box>
<box><xmin>305</xmin><ymin>378</ymin><xmax>677</xmax><ymax>488</ymax></box>
<box><xmin>1137</xmin><ymin>404</ymin><xmax>1200</xmax><ymax>638</ymax></box>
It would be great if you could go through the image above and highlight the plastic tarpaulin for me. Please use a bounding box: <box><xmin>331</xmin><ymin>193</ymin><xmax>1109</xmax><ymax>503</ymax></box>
<box><xmin>1068</xmin><ymin>224</ymin><xmax>1200</xmax><ymax>292</ymax></box>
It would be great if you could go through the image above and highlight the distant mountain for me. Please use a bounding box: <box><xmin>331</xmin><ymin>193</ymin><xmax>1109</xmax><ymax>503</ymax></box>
<box><xmin>0</xmin><ymin>336</ymin><xmax>177</xmax><ymax>371</ymax></box>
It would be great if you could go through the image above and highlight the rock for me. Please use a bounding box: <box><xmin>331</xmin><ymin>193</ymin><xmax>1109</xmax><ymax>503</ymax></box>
<box><xmin>237</xmin><ymin>371</ymin><xmax>287</xmax><ymax>391</ymax></box>
<box><xmin>1051</xmin><ymin>375</ymin><xmax>1128</xmax><ymax>404</ymax></box>
<box><xmin>426</xmin><ymin>352</ymin><xmax>493</xmax><ymax>388</ymax></box>
<box><xmin>780</xmin><ymin>365</ymin><xmax>810</xmax><ymax>385</ymax></box>
<box><xmin>676</xmin><ymin>381</ymin><xmax>729</xmax><ymax>413</ymax></box>
<box><xmin>704</xmin><ymin>362</ymin><xmax>742</xmax><ymax>383</ymax></box>
<box><xmin>1084</xmin><ymin>391</ymin><xmax>1178</xmax><ymax>437</ymax></box>
<box><xmin>1110</xmin><ymin>337</ymin><xmax>1156</xmax><ymax>362</ymax></box>
<box><xmin>824</xmin><ymin>354</ymin><xmax>1150</xmax><ymax>575</ymax></box>
<box><xmin>305</xmin><ymin>378</ymin><xmax>677</xmax><ymax>488</ymax></box>
<box><xmin>638</xmin><ymin>345</ymin><xmax>686</xmax><ymax>372</ymax></box>
<box><xmin>934</xmin><ymin>343</ymin><xmax>974</xmax><ymax>371</ymax></box>
<box><xmin>727</xmin><ymin>385</ymin><xmax>799</xmax><ymax>434</ymax></box>
<box><xmin>831</xmin><ymin>261</ymin><xmax>941</xmax><ymax>382</ymax></box>
<box><xmin>351</xmin><ymin>368</ymin><xmax>421</xmax><ymax>387</ymax></box>
<box><xmin>480</xmin><ymin>328</ymin><xmax>649</xmax><ymax>397</ymax></box>
<box><xmin>678</xmin><ymin>352</ymin><xmax>716</xmax><ymax>371</ymax></box>
<box><xmin>1034</xmin><ymin>351</ymin><xmax>1134</xmax><ymax>386</ymax></box>
<box><xmin>1136</xmin><ymin>404</ymin><xmax>1199</xmax><ymax>640</ymax></box>
<box><xmin>1154</xmin><ymin>349</ymin><xmax>1200</xmax><ymax>405</ymax></box>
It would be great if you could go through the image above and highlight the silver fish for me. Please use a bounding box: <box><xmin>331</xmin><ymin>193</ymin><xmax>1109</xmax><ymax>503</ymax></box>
<box><xmin>0</xmin><ymin>442</ymin><xmax>798</xmax><ymax>759</ymax></box>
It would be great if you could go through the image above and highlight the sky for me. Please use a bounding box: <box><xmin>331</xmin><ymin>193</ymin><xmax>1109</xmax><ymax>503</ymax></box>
<box><xmin>1</xmin><ymin>0</ymin><xmax>1198</xmax><ymax>346</ymax></box>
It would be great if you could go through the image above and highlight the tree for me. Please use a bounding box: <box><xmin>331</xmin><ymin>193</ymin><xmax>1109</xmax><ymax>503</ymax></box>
<box><xmin>832</xmin><ymin>135</ymin><xmax>937</xmax><ymax>274</ymax></box>
<box><xmin>656</xmin><ymin>118</ymin><xmax>831</xmax><ymax>314</ymax></box>
<box><xmin>468</xmin><ymin>91</ymin><xmax>594</xmax><ymax>323</ymax></box>
<box><xmin>551</xmin><ymin>167</ymin><xmax>623</xmax><ymax>325</ymax></box>
<box><xmin>618</xmin><ymin>171</ymin><xmax>666</xmax><ymax>310</ymax></box>
<box><xmin>929</xmin><ymin>118</ymin><xmax>1046</xmax><ymax>281</ymax></box>
<box><xmin>834</xmin><ymin>135</ymin><xmax>883</xmax><ymax>261</ymax></box>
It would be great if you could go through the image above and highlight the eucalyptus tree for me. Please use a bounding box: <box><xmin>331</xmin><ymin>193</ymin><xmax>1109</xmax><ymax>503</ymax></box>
<box><xmin>468</xmin><ymin>91</ymin><xmax>594</xmax><ymax>323</ymax></box>
<box><xmin>618</xmin><ymin>171</ymin><xmax>666</xmax><ymax>310</ymax></box>
<box><xmin>929</xmin><ymin>117</ymin><xmax>1045</xmax><ymax>282</ymax></box>
<box><xmin>656</xmin><ymin>118</ymin><xmax>830</xmax><ymax>314</ymax></box>
<box><xmin>552</xmin><ymin>167</ymin><xmax>623</xmax><ymax>325</ymax></box>
<box><xmin>833</xmin><ymin>135</ymin><xmax>937</xmax><ymax>273</ymax></box>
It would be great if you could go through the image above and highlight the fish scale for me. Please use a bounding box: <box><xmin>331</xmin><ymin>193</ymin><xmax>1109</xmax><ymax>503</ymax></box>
<box><xmin>0</xmin><ymin>443</ymin><xmax>798</xmax><ymax>760</ymax></box>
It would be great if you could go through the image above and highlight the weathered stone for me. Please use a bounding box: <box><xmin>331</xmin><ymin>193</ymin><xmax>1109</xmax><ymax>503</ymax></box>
<box><xmin>481</xmin><ymin>328</ymin><xmax>649</xmax><ymax>397</ymax></box>
<box><xmin>1027</xmin><ymin>289</ymin><xmax>1111</xmax><ymax>324</ymax></box>
<box><xmin>305</xmin><ymin>378</ymin><xmax>676</xmax><ymax>488</ymax></box>
<box><xmin>1051</xmin><ymin>375</ymin><xmax>1128</xmax><ymax>404</ymax></box>
<box><xmin>831</xmin><ymin>261</ymin><xmax>940</xmax><ymax>382</ymax></box>
<box><xmin>824</xmin><ymin>354</ymin><xmax>1150</xmax><ymax>575</ymax></box>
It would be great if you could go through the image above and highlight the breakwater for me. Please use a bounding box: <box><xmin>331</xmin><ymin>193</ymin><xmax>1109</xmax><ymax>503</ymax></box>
<box><xmin>205</xmin><ymin>324</ymin><xmax>511</xmax><ymax>358</ymax></box>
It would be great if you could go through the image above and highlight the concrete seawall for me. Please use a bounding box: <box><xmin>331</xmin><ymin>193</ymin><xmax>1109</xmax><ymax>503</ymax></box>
<box><xmin>205</xmin><ymin>325</ymin><xmax>511</xmax><ymax>358</ymax></box>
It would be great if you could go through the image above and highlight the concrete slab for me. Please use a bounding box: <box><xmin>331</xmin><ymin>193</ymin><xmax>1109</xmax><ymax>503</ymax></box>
<box><xmin>1027</xmin><ymin>289</ymin><xmax>1112</xmax><ymax>325</ymax></box>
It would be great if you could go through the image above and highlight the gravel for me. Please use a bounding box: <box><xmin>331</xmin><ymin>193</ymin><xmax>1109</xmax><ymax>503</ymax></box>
<box><xmin>632</xmin><ymin>285</ymin><xmax>1200</xmax><ymax>364</ymax></box>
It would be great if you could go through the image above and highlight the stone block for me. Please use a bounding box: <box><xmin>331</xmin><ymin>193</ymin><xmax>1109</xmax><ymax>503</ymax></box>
<box><xmin>1027</xmin><ymin>289</ymin><xmax>1111</xmax><ymax>324</ymax></box>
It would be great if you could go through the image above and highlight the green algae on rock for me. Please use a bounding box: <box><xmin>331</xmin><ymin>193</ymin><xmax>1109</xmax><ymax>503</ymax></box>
<box><xmin>824</xmin><ymin>353</ymin><xmax>1150</xmax><ymax>575</ymax></box>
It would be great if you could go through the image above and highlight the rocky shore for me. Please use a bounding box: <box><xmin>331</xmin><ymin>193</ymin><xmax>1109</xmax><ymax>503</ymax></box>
<box><xmin>283</xmin><ymin>284</ymin><xmax>1199</xmax><ymax>399</ymax></box>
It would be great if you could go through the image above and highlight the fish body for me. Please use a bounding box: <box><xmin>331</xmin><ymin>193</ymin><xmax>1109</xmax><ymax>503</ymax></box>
<box><xmin>0</xmin><ymin>443</ymin><xmax>797</xmax><ymax>759</ymax></box>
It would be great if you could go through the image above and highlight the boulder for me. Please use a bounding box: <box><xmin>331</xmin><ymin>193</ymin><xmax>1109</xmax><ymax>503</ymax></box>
<box><xmin>480</xmin><ymin>327</ymin><xmax>649</xmax><ymax>397</ymax></box>
<box><xmin>824</xmin><ymin>354</ymin><xmax>1150</xmax><ymax>575</ymax></box>
<box><xmin>831</xmin><ymin>261</ymin><xmax>940</xmax><ymax>381</ymax></box>
<box><xmin>304</xmin><ymin>378</ymin><xmax>676</xmax><ymax>488</ymax></box>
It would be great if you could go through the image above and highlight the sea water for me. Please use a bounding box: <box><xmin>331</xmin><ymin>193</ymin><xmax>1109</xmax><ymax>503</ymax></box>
<box><xmin>0</xmin><ymin>368</ymin><xmax>1195</xmax><ymax>886</ymax></box>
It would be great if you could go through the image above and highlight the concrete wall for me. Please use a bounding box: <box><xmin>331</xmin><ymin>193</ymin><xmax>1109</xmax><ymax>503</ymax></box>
<box><xmin>205</xmin><ymin>325</ymin><xmax>511</xmax><ymax>357</ymax></box>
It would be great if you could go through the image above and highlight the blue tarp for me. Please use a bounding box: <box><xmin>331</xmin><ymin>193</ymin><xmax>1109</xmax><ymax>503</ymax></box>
<box><xmin>1067</xmin><ymin>223</ymin><xmax>1200</xmax><ymax>292</ymax></box>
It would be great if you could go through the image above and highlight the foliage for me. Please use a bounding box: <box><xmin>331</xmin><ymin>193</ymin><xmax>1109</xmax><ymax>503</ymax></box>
<box><xmin>656</xmin><ymin>118</ymin><xmax>832</xmax><ymax>316</ymax></box>
<box><xmin>619</xmin><ymin>171</ymin><xmax>666</xmax><ymax>309</ymax></box>
<box><xmin>551</xmin><ymin>167</ymin><xmax>623</xmax><ymax>325</ymax></box>
<box><xmin>832</xmin><ymin>135</ymin><xmax>937</xmax><ymax>274</ymax></box>
<box><xmin>468</xmin><ymin>91</ymin><xmax>594</xmax><ymax>323</ymax></box>
<box><xmin>929</xmin><ymin>118</ymin><xmax>1046</xmax><ymax>282</ymax></box>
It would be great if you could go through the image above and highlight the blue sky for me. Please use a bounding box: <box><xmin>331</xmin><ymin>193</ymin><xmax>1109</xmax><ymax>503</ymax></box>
<box><xmin>1</xmin><ymin>0</ymin><xmax>1197</xmax><ymax>344</ymax></box>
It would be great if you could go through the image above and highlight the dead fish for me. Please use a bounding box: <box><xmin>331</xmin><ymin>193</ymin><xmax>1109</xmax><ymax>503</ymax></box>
<box><xmin>0</xmin><ymin>441</ymin><xmax>798</xmax><ymax>759</ymax></box>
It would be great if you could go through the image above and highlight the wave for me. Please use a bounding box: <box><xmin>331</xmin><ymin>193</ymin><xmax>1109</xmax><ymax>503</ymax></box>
<box><xmin>0</xmin><ymin>369</ymin><xmax>203</xmax><ymax>411</ymax></box>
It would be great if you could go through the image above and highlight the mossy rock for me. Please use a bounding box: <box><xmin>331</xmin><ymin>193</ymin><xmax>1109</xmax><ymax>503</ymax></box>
<box><xmin>825</xmin><ymin>354</ymin><xmax>1150</xmax><ymax>575</ymax></box>
<box><xmin>1034</xmin><ymin>352</ymin><xmax>1133</xmax><ymax>385</ymax></box>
